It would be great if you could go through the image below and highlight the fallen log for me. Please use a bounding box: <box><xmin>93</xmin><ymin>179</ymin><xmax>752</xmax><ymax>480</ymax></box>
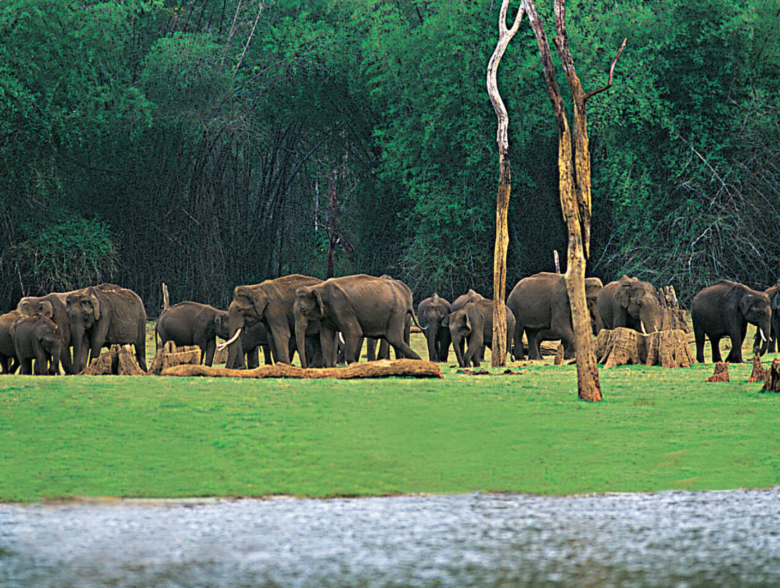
<box><xmin>595</xmin><ymin>328</ymin><xmax>695</xmax><ymax>368</ymax></box>
<box><xmin>161</xmin><ymin>358</ymin><xmax>443</xmax><ymax>379</ymax></box>
<box><xmin>761</xmin><ymin>358</ymin><xmax>780</xmax><ymax>392</ymax></box>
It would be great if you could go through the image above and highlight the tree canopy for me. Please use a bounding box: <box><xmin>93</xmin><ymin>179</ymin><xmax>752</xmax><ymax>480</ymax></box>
<box><xmin>2</xmin><ymin>0</ymin><xmax>778</xmax><ymax>313</ymax></box>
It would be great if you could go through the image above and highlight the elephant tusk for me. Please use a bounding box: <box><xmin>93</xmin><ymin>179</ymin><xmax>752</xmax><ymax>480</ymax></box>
<box><xmin>339</xmin><ymin>332</ymin><xmax>345</xmax><ymax>345</ymax></box>
<box><xmin>641</xmin><ymin>323</ymin><xmax>648</xmax><ymax>335</ymax></box>
<box><xmin>217</xmin><ymin>328</ymin><xmax>242</xmax><ymax>351</ymax></box>
<box><xmin>760</xmin><ymin>328</ymin><xmax>767</xmax><ymax>342</ymax></box>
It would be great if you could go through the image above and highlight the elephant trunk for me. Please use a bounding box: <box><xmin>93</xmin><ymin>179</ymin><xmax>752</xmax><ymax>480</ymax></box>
<box><xmin>754</xmin><ymin>317</ymin><xmax>773</xmax><ymax>357</ymax></box>
<box><xmin>225</xmin><ymin>306</ymin><xmax>245</xmax><ymax>370</ymax></box>
<box><xmin>295</xmin><ymin>320</ymin><xmax>309</xmax><ymax>369</ymax></box>
<box><xmin>426</xmin><ymin>321</ymin><xmax>439</xmax><ymax>362</ymax></box>
<box><xmin>639</xmin><ymin>302</ymin><xmax>661</xmax><ymax>335</ymax></box>
<box><xmin>69</xmin><ymin>320</ymin><xmax>86</xmax><ymax>374</ymax></box>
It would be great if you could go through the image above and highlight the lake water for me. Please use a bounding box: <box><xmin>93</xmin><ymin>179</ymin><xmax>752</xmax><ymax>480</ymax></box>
<box><xmin>2</xmin><ymin>489</ymin><xmax>780</xmax><ymax>587</ymax></box>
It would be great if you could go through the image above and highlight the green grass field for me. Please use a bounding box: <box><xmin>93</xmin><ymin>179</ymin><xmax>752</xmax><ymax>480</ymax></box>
<box><xmin>1</xmin><ymin>328</ymin><xmax>779</xmax><ymax>503</ymax></box>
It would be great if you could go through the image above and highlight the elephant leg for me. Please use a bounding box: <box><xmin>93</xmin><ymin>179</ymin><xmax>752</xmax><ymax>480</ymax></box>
<box><xmin>203</xmin><ymin>340</ymin><xmax>216</xmax><ymax>366</ymax></box>
<box><xmin>710</xmin><ymin>336</ymin><xmax>723</xmax><ymax>363</ymax></box>
<box><xmin>512</xmin><ymin>325</ymin><xmax>525</xmax><ymax>361</ymax></box>
<box><xmin>269</xmin><ymin>324</ymin><xmax>292</xmax><ymax>365</ymax></box>
<box><xmin>386</xmin><ymin>322</ymin><xmax>421</xmax><ymax>361</ymax></box>
<box><xmin>426</xmin><ymin>330</ymin><xmax>438</xmax><ymax>362</ymax></box>
<box><xmin>366</xmin><ymin>338</ymin><xmax>377</xmax><ymax>361</ymax></box>
<box><xmin>527</xmin><ymin>329</ymin><xmax>543</xmax><ymax>361</ymax></box>
<box><xmin>246</xmin><ymin>346</ymin><xmax>260</xmax><ymax>369</ymax></box>
<box><xmin>261</xmin><ymin>344</ymin><xmax>273</xmax><ymax>365</ymax></box>
<box><xmin>562</xmin><ymin>339</ymin><xmax>575</xmax><ymax>360</ymax></box>
<box><xmin>463</xmin><ymin>335</ymin><xmax>481</xmax><ymax>367</ymax></box>
<box><xmin>725</xmin><ymin>327</ymin><xmax>745</xmax><ymax>363</ymax></box>
<box><xmin>19</xmin><ymin>358</ymin><xmax>32</xmax><ymax>375</ymax></box>
<box><xmin>378</xmin><ymin>339</ymin><xmax>391</xmax><ymax>360</ymax></box>
<box><xmin>343</xmin><ymin>331</ymin><xmax>363</xmax><ymax>365</ymax></box>
<box><xmin>319</xmin><ymin>327</ymin><xmax>337</xmax><ymax>368</ymax></box>
<box><xmin>34</xmin><ymin>345</ymin><xmax>49</xmax><ymax>375</ymax></box>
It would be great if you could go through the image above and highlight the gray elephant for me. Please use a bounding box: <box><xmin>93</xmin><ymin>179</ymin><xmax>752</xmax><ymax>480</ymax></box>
<box><xmin>692</xmin><ymin>280</ymin><xmax>772</xmax><ymax>363</ymax></box>
<box><xmin>0</xmin><ymin>310</ymin><xmax>22</xmax><ymax>374</ymax></box>
<box><xmin>450</xmin><ymin>289</ymin><xmax>486</xmax><ymax>362</ymax></box>
<box><xmin>157</xmin><ymin>302</ymin><xmax>235</xmax><ymax>367</ymax></box>
<box><xmin>66</xmin><ymin>284</ymin><xmax>148</xmax><ymax>373</ymax></box>
<box><xmin>753</xmin><ymin>284</ymin><xmax>780</xmax><ymax>355</ymax></box>
<box><xmin>448</xmin><ymin>299</ymin><xmax>515</xmax><ymax>368</ymax></box>
<box><xmin>10</xmin><ymin>313</ymin><xmax>65</xmax><ymax>375</ymax></box>
<box><xmin>233</xmin><ymin>321</ymin><xmax>274</xmax><ymax>368</ymax></box>
<box><xmin>17</xmin><ymin>291</ymin><xmax>81</xmax><ymax>374</ymax></box>
<box><xmin>222</xmin><ymin>274</ymin><xmax>323</xmax><ymax>368</ymax></box>
<box><xmin>294</xmin><ymin>274</ymin><xmax>421</xmax><ymax>368</ymax></box>
<box><xmin>597</xmin><ymin>276</ymin><xmax>663</xmax><ymax>334</ymax></box>
<box><xmin>508</xmin><ymin>273</ymin><xmax>603</xmax><ymax>361</ymax></box>
<box><xmin>417</xmin><ymin>294</ymin><xmax>452</xmax><ymax>362</ymax></box>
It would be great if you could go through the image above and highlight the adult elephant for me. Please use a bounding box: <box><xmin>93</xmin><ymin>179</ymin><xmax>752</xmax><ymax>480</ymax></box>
<box><xmin>17</xmin><ymin>291</ymin><xmax>80</xmax><ymax>374</ymax></box>
<box><xmin>417</xmin><ymin>294</ymin><xmax>452</xmax><ymax>362</ymax></box>
<box><xmin>597</xmin><ymin>276</ymin><xmax>663</xmax><ymax>334</ymax></box>
<box><xmin>293</xmin><ymin>274</ymin><xmax>421</xmax><ymax>368</ymax></box>
<box><xmin>222</xmin><ymin>274</ymin><xmax>323</xmax><ymax>368</ymax></box>
<box><xmin>66</xmin><ymin>284</ymin><xmax>148</xmax><ymax>373</ymax></box>
<box><xmin>10</xmin><ymin>313</ymin><xmax>65</xmax><ymax>375</ymax></box>
<box><xmin>156</xmin><ymin>302</ymin><xmax>233</xmax><ymax>367</ymax></box>
<box><xmin>507</xmin><ymin>273</ymin><xmax>603</xmax><ymax>361</ymax></box>
<box><xmin>692</xmin><ymin>280</ymin><xmax>772</xmax><ymax>363</ymax></box>
<box><xmin>753</xmin><ymin>284</ymin><xmax>780</xmax><ymax>355</ymax></box>
<box><xmin>448</xmin><ymin>299</ymin><xmax>515</xmax><ymax>368</ymax></box>
<box><xmin>0</xmin><ymin>310</ymin><xmax>22</xmax><ymax>374</ymax></box>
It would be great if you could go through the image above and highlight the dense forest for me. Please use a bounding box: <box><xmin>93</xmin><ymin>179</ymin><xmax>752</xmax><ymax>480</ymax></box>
<box><xmin>1</xmin><ymin>0</ymin><xmax>779</xmax><ymax>315</ymax></box>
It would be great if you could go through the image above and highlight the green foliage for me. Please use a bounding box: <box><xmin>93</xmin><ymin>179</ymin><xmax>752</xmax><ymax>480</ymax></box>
<box><xmin>5</xmin><ymin>216</ymin><xmax>118</xmax><ymax>293</ymax></box>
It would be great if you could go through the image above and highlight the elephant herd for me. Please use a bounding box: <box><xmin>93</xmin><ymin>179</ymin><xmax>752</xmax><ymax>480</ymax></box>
<box><xmin>0</xmin><ymin>273</ymin><xmax>777</xmax><ymax>375</ymax></box>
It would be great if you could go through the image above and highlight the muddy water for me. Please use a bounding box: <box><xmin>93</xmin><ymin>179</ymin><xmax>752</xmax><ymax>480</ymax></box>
<box><xmin>2</xmin><ymin>489</ymin><xmax>780</xmax><ymax>587</ymax></box>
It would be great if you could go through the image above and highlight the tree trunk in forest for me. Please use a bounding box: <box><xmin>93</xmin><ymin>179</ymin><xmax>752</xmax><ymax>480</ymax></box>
<box><xmin>326</xmin><ymin>171</ymin><xmax>337</xmax><ymax>279</ymax></box>
<box><xmin>761</xmin><ymin>358</ymin><xmax>780</xmax><ymax>392</ymax></box>
<box><xmin>523</xmin><ymin>0</ymin><xmax>625</xmax><ymax>401</ymax></box>
<box><xmin>486</xmin><ymin>0</ymin><xmax>525</xmax><ymax>367</ymax></box>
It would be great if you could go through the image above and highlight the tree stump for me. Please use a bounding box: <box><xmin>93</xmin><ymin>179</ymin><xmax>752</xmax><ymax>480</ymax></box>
<box><xmin>748</xmin><ymin>355</ymin><xmax>769</xmax><ymax>383</ymax></box>
<box><xmin>655</xmin><ymin>285</ymin><xmax>691</xmax><ymax>333</ymax></box>
<box><xmin>554</xmin><ymin>343</ymin><xmax>564</xmax><ymax>365</ymax></box>
<box><xmin>80</xmin><ymin>345</ymin><xmax>146</xmax><ymax>376</ymax></box>
<box><xmin>761</xmin><ymin>359</ymin><xmax>780</xmax><ymax>392</ymax></box>
<box><xmin>595</xmin><ymin>328</ymin><xmax>694</xmax><ymax>368</ymax></box>
<box><xmin>148</xmin><ymin>341</ymin><xmax>202</xmax><ymax>375</ymax></box>
<box><xmin>706</xmin><ymin>362</ymin><xmax>730</xmax><ymax>383</ymax></box>
<box><xmin>161</xmin><ymin>358</ymin><xmax>443</xmax><ymax>379</ymax></box>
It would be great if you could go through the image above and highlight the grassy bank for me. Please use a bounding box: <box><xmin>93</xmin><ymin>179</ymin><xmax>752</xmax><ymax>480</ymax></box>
<box><xmin>2</xmin><ymin>342</ymin><xmax>779</xmax><ymax>502</ymax></box>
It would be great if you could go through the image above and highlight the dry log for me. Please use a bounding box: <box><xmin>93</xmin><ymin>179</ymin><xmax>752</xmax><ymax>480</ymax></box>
<box><xmin>148</xmin><ymin>341</ymin><xmax>202</xmax><ymax>375</ymax></box>
<box><xmin>161</xmin><ymin>358</ymin><xmax>443</xmax><ymax>379</ymax></box>
<box><xmin>706</xmin><ymin>362</ymin><xmax>730</xmax><ymax>383</ymax></box>
<box><xmin>80</xmin><ymin>345</ymin><xmax>146</xmax><ymax>376</ymax></box>
<box><xmin>748</xmin><ymin>355</ymin><xmax>769</xmax><ymax>383</ymax></box>
<box><xmin>761</xmin><ymin>358</ymin><xmax>780</xmax><ymax>392</ymax></box>
<box><xmin>595</xmin><ymin>327</ymin><xmax>694</xmax><ymax>368</ymax></box>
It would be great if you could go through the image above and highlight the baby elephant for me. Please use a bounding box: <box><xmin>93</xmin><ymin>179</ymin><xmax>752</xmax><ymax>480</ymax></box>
<box><xmin>448</xmin><ymin>299</ymin><xmax>516</xmax><ymax>368</ymax></box>
<box><xmin>11</xmin><ymin>313</ymin><xmax>65</xmax><ymax>375</ymax></box>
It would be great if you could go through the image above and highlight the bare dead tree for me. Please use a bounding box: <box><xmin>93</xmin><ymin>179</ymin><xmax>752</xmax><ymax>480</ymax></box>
<box><xmin>523</xmin><ymin>0</ymin><xmax>625</xmax><ymax>400</ymax></box>
<box><xmin>486</xmin><ymin>0</ymin><xmax>526</xmax><ymax>367</ymax></box>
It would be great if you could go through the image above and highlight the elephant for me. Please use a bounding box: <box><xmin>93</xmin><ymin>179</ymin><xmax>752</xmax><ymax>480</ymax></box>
<box><xmin>507</xmin><ymin>273</ymin><xmax>603</xmax><ymax>361</ymax></box>
<box><xmin>417</xmin><ymin>294</ymin><xmax>452</xmax><ymax>362</ymax></box>
<box><xmin>10</xmin><ymin>313</ymin><xmax>65</xmax><ymax>375</ymax></box>
<box><xmin>692</xmin><ymin>280</ymin><xmax>772</xmax><ymax>363</ymax></box>
<box><xmin>449</xmin><ymin>289</ymin><xmax>486</xmax><ymax>362</ymax></box>
<box><xmin>233</xmin><ymin>321</ymin><xmax>274</xmax><ymax>369</ymax></box>
<box><xmin>753</xmin><ymin>284</ymin><xmax>780</xmax><ymax>355</ymax></box>
<box><xmin>222</xmin><ymin>274</ymin><xmax>323</xmax><ymax>368</ymax></box>
<box><xmin>597</xmin><ymin>276</ymin><xmax>663</xmax><ymax>334</ymax></box>
<box><xmin>17</xmin><ymin>291</ymin><xmax>81</xmax><ymax>374</ymax></box>
<box><xmin>0</xmin><ymin>310</ymin><xmax>22</xmax><ymax>374</ymax></box>
<box><xmin>448</xmin><ymin>299</ymin><xmax>515</xmax><ymax>368</ymax></box>
<box><xmin>156</xmin><ymin>301</ymin><xmax>234</xmax><ymax>367</ymax></box>
<box><xmin>66</xmin><ymin>284</ymin><xmax>148</xmax><ymax>373</ymax></box>
<box><xmin>293</xmin><ymin>274</ymin><xmax>421</xmax><ymax>368</ymax></box>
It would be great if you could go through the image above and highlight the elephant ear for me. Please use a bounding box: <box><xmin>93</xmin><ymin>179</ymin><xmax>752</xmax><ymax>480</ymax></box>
<box><xmin>250</xmin><ymin>289</ymin><xmax>268</xmax><ymax>319</ymax></box>
<box><xmin>464</xmin><ymin>311</ymin><xmax>472</xmax><ymax>334</ymax></box>
<box><xmin>40</xmin><ymin>300</ymin><xmax>54</xmax><ymax>319</ymax></box>
<box><xmin>313</xmin><ymin>289</ymin><xmax>325</xmax><ymax>317</ymax></box>
<box><xmin>772</xmin><ymin>293</ymin><xmax>780</xmax><ymax>311</ymax></box>
<box><xmin>616</xmin><ymin>284</ymin><xmax>632</xmax><ymax>309</ymax></box>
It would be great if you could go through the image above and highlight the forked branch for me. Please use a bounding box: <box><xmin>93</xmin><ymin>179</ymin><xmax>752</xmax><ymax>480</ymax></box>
<box><xmin>584</xmin><ymin>38</ymin><xmax>628</xmax><ymax>101</ymax></box>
